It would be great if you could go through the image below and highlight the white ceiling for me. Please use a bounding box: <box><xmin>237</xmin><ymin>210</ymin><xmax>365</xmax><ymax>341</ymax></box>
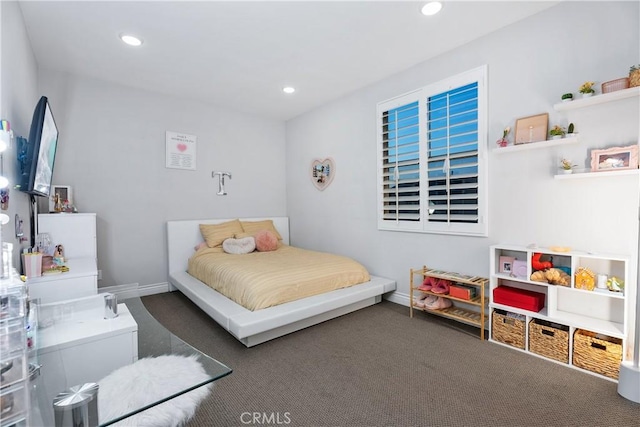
<box><xmin>18</xmin><ymin>1</ymin><xmax>560</xmax><ymax>121</ymax></box>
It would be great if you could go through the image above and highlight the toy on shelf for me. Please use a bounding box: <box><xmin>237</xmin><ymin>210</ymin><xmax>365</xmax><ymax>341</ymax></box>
<box><xmin>53</xmin><ymin>244</ymin><xmax>65</xmax><ymax>265</ymax></box>
<box><xmin>531</xmin><ymin>252</ymin><xmax>553</xmax><ymax>270</ymax></box>
<box><xmin>530</xmin><ymin>268</ymin><xmax>570</xmax><ymax>286</ymax></box>
<box><xmin>575</xmin><ymin>267</ymin><xmax>595</xmax><ymax>291</ymax></box>
<box><xmin>607</xmin><ymin>276</ymin><xmax>624</xmax><ymax>292</ymax></box>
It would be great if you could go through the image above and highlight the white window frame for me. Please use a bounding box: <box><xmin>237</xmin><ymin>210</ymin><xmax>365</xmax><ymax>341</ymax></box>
<box><xmin>376</xmin><ymin>65</ymin><xmax>488</xmax><ymax>237</ymax></box>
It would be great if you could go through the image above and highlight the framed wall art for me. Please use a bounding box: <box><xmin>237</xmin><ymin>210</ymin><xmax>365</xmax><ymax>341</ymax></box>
<box><xmin>311</xmin><ymin>158</ymin><xmax>335</xmax><ymax>191</ymax></box>
<box><xmin>590</xmin><ymin>145</ymin><xmax>639</xmax><ymax>172</ymax></box>
<box><xmin>514</xmin><ymin>113</ymin><xmax>549</xmax><ymax>145</ymax></box>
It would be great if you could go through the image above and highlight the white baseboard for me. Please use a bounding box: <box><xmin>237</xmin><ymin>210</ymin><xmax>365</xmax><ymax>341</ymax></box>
<box><xmin>384</xmin><ymin>291</ymin><xmax>410</xmax><ymax>307</ymax></box>
<box><xmin>99</xmin><ymin>282</ymin><xmax>169</xmax><ymax>300</ymax></box>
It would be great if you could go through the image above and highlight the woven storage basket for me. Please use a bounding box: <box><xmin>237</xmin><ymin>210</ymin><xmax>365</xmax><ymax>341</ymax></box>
<box><xmin>630</xmin><ymin>70</ymin><xmax>640</xmax><ymax>88</ymax></box>
<box><xmin>601</xmin><ymin>78</ymin><xmax>629</xmax><ymax>94</ymax></box>
<box><xmin>492</xmin><ymin>309</ymin><xmax>525</xmax><ymax>349</ymax></box>
<box><xmin>528</xmin><ymin>319</ymin><xmax>569</xmax><ymax>363</ymax></box>
<box><xmin>572</xmin><ymin>329</ymin><xmax>623</xmax><ymax>379</ymax></box>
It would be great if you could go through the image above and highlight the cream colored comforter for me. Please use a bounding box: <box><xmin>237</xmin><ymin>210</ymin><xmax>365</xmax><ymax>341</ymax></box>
<box><xmin>187</xmin><ymin>245</ymin><xmax>370</xmax><ymax>311</ymax></box>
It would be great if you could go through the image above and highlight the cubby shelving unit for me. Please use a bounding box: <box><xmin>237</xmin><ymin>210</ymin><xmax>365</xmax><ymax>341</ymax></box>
<box><xmin>489</xmin><ymin>244</ymin><xmax>633</xmax><ymax>381</ymax></box>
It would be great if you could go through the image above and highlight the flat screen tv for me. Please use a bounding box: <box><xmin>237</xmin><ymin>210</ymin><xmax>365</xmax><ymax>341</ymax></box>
<box><xmin>18</xmin><ymin>96</ymin><xmax>59</xmax><ymax>197</ymax></box>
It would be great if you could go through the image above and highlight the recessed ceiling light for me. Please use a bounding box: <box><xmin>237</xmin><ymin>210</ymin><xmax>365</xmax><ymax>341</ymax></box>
<box><xmin>120</xmin><ymin>34</ymin><xmax>143</xmax><ymax>47</ymax></box>
<box><xmin>421</xmin><ymin>2</ymin><xmax>443</xmax><ymax>16</ymax></box>
<box><xmin>283</xmin><ymin>87</ymin><xmax>296</xmax><ymax>94</ymax></box>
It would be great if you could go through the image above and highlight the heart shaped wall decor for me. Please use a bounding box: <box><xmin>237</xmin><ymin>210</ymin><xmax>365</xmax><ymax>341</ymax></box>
<box><xmin>310</xmin><ymin>158</ymin><xmax>335</xmax><ymax>191</ymax></box>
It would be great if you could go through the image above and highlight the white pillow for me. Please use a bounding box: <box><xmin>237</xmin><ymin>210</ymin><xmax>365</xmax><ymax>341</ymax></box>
<box><xmin>222</xmin><ymin>236</ymin><xmax>256</xmax><ymax>254</ymax></box>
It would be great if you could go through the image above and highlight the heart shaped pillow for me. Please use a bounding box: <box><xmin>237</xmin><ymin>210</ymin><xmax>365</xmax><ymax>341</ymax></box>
<box><xmin>222</xmin><ymin>237</ymin><xmax>256</xmax><ymax>254</ymax></box>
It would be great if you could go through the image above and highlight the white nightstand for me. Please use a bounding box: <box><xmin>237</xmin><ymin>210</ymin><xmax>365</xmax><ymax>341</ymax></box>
<box><xmin>26</xmin><ymin>258</ymin><xmax>98</xmax><ymax>304</ymax></box>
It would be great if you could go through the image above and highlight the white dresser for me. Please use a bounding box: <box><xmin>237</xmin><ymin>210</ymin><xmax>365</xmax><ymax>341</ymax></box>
<box><xmin>28</xmin><ymin>214</ymin><xmax>98</xmax><ymax>304</ymax></box>
<box><xmin>37</xmin><ymin>213</ymin><xmax>97</xmax><ymax>259</ymax></box>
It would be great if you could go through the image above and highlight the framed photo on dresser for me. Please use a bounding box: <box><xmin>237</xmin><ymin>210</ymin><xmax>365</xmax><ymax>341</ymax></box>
<box><xmin>49</xmin><ymin>185</ymin><xmax>72</xmax><ymax>213</ymax></box>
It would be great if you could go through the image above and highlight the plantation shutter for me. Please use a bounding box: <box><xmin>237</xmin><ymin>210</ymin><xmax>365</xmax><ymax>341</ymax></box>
<box><xmin>377</xmin><ymin>66</ymin><xmax>486</xmax><ymax>236</ymax></box>
<box><xmin>426</xmin><ymin>82</ymin><xmax>479</xmax><ymax>224</ymax></box>
<box><xmin>380</xmin><ymin>98</ymin><xmax>421</xmax><ymax>224</ymax></box>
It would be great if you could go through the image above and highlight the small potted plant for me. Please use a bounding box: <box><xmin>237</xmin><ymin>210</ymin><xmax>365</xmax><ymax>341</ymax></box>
<box><xmin>567</xmin><ymin>123</ymin><xmax>577</xmax><ymax>137</ymax></box>
<box><xmin>549</xmin><ymin>125</ymin><xmax>566</xmax><ymax>140</ymax></box>
<box><xmin>630</xmin><ymin>65</ymin><xmax>640</xmax><ymax>88</ymax></box>
<box><xmin>560</xmin><ymin>158</ymin><xmax>576</xmax><ymax>174</ymax></box>
<box><xmin>496</xmin><ymin>126</ymin><xmax>510</xmax><ymax>147</ymax></box>
<box><xmin>561</xmin><ymin>93</ymin><xmax>573</xmax><ymax>102</ymax></box>
<box><xmin>579</xmin><ymin>81</ymin><xmax>596</xmax><ymax>98</ymax></box>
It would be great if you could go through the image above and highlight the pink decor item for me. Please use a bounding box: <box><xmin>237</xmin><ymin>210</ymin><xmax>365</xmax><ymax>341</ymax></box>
<box><xmin>254</xmin><ymin>230</ymin><xmax>278</xmax><ymax>252</ymax></box>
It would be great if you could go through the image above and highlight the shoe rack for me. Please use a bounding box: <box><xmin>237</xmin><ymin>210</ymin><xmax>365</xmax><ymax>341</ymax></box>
<box><xmin>410</xmin><ymin>266</ymin><xmax>488</xmax><ymax>339</ymax></box>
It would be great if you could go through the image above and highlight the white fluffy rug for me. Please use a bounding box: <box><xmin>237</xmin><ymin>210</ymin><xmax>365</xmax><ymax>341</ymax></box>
<box><xmin>98</xmin><ymin>355</ymin><xmax>213</xmax><ymax>427</ymax></box>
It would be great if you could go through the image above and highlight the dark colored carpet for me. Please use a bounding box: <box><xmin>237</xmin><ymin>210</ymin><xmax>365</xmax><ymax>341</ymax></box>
<box><xmin>141</xmin><ymin>292</ymin><xmax>639</xmax><ymax>427</ymax></box>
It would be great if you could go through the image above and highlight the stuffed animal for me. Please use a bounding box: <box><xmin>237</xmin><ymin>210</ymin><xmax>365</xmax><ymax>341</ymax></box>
<box><xmin>530</xmin><ymin>268</ymin><xmax>570</xmax><ymax>286</ymax></box>
<box><xmin>531</xmin><ymin>252</ymin><xmax>553</xmax><ymax>270</ymax></box>
<box><xmin>545</xmin><ymin>268</ymin><xmax>570</xmax><ymax>286</ymax></box>
<box><xmin>530</xmin><ymin>270</ymin><xmax>547</xmax><ymax>283</ymax></box>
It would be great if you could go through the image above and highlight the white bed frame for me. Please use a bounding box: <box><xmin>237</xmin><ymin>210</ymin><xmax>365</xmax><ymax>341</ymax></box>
<box><xmin>167</xmin><ymin>217</ymin><xmax>396</xmax><ymax>347</ymax></box>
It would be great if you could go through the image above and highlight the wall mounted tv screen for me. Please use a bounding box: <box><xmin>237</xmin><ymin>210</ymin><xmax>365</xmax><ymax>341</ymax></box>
<box><xmin>19</xmin><ymin>96</ymin><xmax>59</xmax><ymax>197</ymax></box>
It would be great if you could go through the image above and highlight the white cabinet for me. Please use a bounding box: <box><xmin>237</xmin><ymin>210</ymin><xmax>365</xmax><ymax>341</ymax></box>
<box><xmin>37</xmin><ymin>213</ymin><xmax>97</xmax><ymax>259</ymax></box>
<box><xmin>34</xmin><ymin>294</ymin><xmax>138</xmax><ymax>427</ymax></box>
<box><xmin>489</xmin><ymin>244</ymin><xmax>632</xmax><ymax>381</ymax></box>
<box><xmin>28</xmin><ymin>214</ymin><xmax>98</xmax><ymax>304</ymax></box>
<box><xmin>26</xmin><ymin>258</ymin><xmax>97</xmax><ymax>304</ymax></box>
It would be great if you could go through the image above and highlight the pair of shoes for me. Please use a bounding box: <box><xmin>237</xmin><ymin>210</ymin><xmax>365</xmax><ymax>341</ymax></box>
<box><xmin>418</xmin><ymin>276</ymin><xmax>438</xmax><ymax>291</ymax></box>
<box><xmin>431</xmin><ymin>279</ymin><xmax>452</xmax><ymax>295</ymax></box>
<box><xmin>413</xmin><ymin>293</ymin><xmax>429</xmax><ymax>308</ymax></box>
<box><xmin>424</xmin><ymin>296</ymin><xmax>452</xmax><ymax>310</ymax></box>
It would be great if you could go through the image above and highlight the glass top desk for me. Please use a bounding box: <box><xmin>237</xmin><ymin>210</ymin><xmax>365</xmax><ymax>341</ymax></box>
<box><xmin>31</xmin><ymin>295</ymin><xmax>232</xmax><ymax>426</ymax></box>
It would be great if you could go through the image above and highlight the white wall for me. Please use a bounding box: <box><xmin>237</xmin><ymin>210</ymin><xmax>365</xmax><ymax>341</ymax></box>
<box><xmin>37</xmin><ymin>70</ymin><xmax>287</xmax><ymax>288</ymax></box>
<box><xmin>0</xmin><ymin>0</ymin><xmax>40</xmax><ymax>269</ymax></box>
<box><xmin>285</xmin><ymin>1</ymin><xmax>640</xmax><ymax>304</ymax></box>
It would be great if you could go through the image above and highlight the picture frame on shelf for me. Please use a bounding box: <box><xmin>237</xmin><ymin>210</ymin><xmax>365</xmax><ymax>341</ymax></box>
<box><xmin>512</xmin><ymin>260</ymin><xmax>528</xmax><ymax>279</ymax></box>
<box><xmin>499</xmin><ymin>256</ymin><xmax>515</xmax><ymax>273</ymax></box>
<box><xmin>590</xmin><ymin>145</ymin><xmax>639</xmax><ymax>172</ymax></box>
<box><xmin>514</xmin><ymin>113</ymin><xmax>548</xmax><ymax>145</ymax></box>
<box><xmin>49</xmin><ymin>185</ymin><xmax>72</xmax><ymax>213</ymax></box>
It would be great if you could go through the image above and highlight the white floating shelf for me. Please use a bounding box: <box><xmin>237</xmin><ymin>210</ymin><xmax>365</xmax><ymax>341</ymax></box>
<box><xmin>553</xmin><ymin>86</ymin><xmax>640</xmax><ymax>111</ymax></box>
<box><xmin>493</xmin><ymin>135</ymin><xmax>579</xmax><ymax>154</ymax></box>
<box><xmin>554</xmin><ymin>169</ymin><xmax>640</xmax><ymax>180</ymax></box>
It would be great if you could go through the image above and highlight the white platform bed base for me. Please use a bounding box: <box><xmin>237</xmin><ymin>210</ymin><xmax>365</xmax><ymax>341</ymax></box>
<box><xmin>167</xmin><ymin>217</ymin><xmax>396</xmax><ymax>347</ymax></box>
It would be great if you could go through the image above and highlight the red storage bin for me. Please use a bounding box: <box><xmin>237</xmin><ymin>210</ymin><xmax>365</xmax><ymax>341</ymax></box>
<box><xmin>493</xmin><ymin>285</ymin><xmax>545</xmax><ymax>312</ymax></box>
<box><xmin>449</xmin><ymin>284</ymin><xmax>476</xmax><ymax>300</ymax></box>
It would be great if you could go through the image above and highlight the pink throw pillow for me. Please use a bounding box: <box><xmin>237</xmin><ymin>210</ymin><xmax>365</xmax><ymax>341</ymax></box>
<box><xmin>254</xmin><ymin>230</ymin><xmax>278</xmax><ymax>252</ymax></box>
<box><xmin>194</xmin><ymin>242</ymin><xmax>208</xmax><ymax>252</ymax></box>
